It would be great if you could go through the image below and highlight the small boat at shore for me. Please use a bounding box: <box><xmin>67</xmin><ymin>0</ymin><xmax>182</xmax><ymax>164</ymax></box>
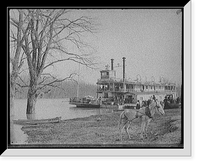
<box><xmin>164</xmin><ymin>102</ymin><xmax>180</xmax><ymax>109</ymax></box>
<box><xmin>76</xmin><ymin>104</ymin><xmax>100</xmax><ymax>108</ymax></box>
<box><xmin>69</xmin><ymin>96</ymin><xmax>100</xmax><ymax>108</ymax></box>
<box><xmin>13</xmin><ymin>117</ymin><xmax>61</xmax><ymax>125</ymax></box>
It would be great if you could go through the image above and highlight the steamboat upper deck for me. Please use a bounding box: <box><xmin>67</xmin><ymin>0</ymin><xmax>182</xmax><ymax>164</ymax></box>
<box><xmin>97</xmin><ymin>75</ymin><xmax>176</xmax><ymax>94</ymax></box>
<box><xmin>96</xmin><ymin>58</ymin><xmax>178</xmax><ymax>104</ymax></box>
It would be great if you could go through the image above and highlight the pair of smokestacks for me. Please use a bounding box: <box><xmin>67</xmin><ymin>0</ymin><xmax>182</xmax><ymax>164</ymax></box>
<box><xmin>111</xmin><ymin>57</ymin><xmax>126</xmax><ymax>82</ymax></box>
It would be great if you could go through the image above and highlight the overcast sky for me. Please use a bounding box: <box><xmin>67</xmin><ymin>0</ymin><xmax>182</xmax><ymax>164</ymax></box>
<box><xmin>11</xmin><ymin>9</ymin><xmax>182</xmax><ymax>84</ymax></box>
<box><xmin>41</xmin><ymin>9</ymin><xmax>183</xmax><ymax>85</ymax></box>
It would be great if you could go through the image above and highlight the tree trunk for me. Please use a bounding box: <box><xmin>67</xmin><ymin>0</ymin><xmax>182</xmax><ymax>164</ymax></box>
<box><xmin>26</xmin><ymin>77</ymin><xmax>38</xmax><ymax>120</ymax></box>
<box><xmin>26</xmin><ymin>92</ymin><xmax>37</xmax><ymax>120</ymax></box>
<box><xmin>10</xmin><ymin>87</ymin><xmax>15</xmax><ymax>144</ymax></box>
<box><xmin>10</xmin><ymin>74</ymin><xmax>17</xmax><ymax>144</ymax></box>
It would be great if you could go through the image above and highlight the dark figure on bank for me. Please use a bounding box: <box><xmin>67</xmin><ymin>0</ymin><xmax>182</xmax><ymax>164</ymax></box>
<box><xmin>136</xmin><ymin>100</ymin><xmax>140</xmax><ymax>109</ymax></box>
<box><xmin>145</xmin><ymin>99</ymin><xmax>153</xmax><ymax>118</ymax></box>
<box><xmin>141</xmin><ymin>101</ymin><xmax>147</xmax><ymax>107</ymax></box>
<box><xmin>176</xmin><ymin>97</ymin><xmax>180</xmax><ymax>104</ymax></box>
<box><xmin>152</xmin><ymin>95</ymin><xmax>156</xmax><ymax>101</ymax></box>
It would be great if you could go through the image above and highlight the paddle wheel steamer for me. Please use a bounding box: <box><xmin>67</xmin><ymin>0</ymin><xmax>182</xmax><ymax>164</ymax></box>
<box><xmin>96</xmin><ymin>58</ymin><xmax>179</xmax><ymax>109</ymax></box>
<box><xmin>70</xmin><ymin>57</ymin><xmax>179</xmax><ymax>109</ymax></box>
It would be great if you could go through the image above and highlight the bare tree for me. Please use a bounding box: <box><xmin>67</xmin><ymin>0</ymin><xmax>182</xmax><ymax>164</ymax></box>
<box><xmin>16</xmin><ymin>9</ymin><xmax>98</xmax><ymax>119</ymax></box>
<box><xmin>9</xmin><ymin>9</ymin><xmax>27</xmax><ymax>143</ymax></box>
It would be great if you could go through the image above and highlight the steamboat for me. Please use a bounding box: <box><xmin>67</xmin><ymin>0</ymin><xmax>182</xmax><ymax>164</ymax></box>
<box><xmin>96</xmin><ymin>58</ymin><xmax>179</xmax><ymax>109</ymax></box>
<box><xmin>70</xmin><ymin>57</ymin><xmax>180</xmax><ymax>109</ymax></box>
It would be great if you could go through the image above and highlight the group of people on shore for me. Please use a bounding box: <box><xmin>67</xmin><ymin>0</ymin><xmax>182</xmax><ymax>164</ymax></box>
<box><xmin>163</xmin><ymin>95</ymin><xmax>180</xmax><ymax>104</ymax></box>
<box><xmin>136</xmin><ymin>95</ymin><xmax>158</xmax><ymax>110</ymax></box>
<box><xmin>135</xmin><ymin>95</ymin><xmax>158</xmax><ymax>118</ymax></box>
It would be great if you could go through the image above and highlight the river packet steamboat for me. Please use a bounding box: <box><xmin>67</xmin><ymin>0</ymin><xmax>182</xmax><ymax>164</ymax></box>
<box><xmin>70</xmin><ymin>58</ymin><xmax>179</xmax><ymax>109</ymax></box>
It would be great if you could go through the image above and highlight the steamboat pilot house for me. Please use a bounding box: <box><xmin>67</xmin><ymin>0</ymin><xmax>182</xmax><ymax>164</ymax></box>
<box><xmin>96</xmin><ymin>58</ymin><xmax>178</xmax><ymax>107</ymax></box>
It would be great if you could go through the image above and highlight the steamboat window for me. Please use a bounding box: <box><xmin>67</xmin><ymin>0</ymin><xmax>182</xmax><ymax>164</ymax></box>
<box><xmin>126</xmin><ymin>84</ymin><xmax>129</xmax><ymax>89</ymax></box>
<box><xmin>104</xmin><ymin>93</ymin><xmax>108</xmax><ymax>98</ymax></box>
<box><xmin>101</xmin><ymin>71</ymin><xmax>109</xmax><ymax>79</ymax></box>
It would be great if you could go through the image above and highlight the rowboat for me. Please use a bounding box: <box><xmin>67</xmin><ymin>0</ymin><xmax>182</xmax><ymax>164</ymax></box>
<box><xmin>69</xmin><ymin>96</ymin><xmax>100</xmax><ymax>108</ymax></box>
<box><xmin>76</xmin><ymin>103</ymin><xmax>100</xmax><ymax>108</ymax></box>
<box><xmin>13</xmin><ymin>117</ymin><xmax>61</xmax><ymax>125</ymax></box>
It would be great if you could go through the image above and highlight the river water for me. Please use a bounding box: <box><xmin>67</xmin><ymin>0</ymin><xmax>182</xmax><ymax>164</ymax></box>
<box><xmin>13</xmin><ymin>98</ymin><xmax>114</xmax><ymax>144</ymax></box>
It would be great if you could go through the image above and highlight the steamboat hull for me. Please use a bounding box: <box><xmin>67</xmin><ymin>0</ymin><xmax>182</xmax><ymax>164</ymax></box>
<box><xmin>76</xmin><ymin>104</ymin><xmax>100</xmax><ymax>108</ymax></box>
<box><xmin>69</xmin><ymin>101</ymin><xmax>100</xmax><ymax>108</ymax></box>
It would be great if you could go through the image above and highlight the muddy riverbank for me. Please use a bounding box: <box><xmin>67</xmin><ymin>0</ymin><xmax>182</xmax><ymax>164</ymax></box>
<box><xmin>20</xmin><ymin>108</ymin><xmax>182</xmax><ymax>148</ymax></box>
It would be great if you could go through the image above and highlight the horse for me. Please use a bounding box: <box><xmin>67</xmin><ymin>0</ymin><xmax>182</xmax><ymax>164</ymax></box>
<box><xmin>118</xmin><ymin>99</ymin><xmax>165</xmax><ymax>140</ymax></box>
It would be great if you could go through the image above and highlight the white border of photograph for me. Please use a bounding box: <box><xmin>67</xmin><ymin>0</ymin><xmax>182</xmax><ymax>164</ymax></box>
<box><xmin>3</xmin><ymin>2</ymin><xmax>191</xmax><ymax>157</ymax></box>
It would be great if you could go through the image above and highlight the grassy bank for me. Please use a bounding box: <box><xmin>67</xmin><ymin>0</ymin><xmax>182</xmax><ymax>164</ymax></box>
<box><xmin>21</xmin><ymin>108</ymin><xmax>182</xmax><ymax>148</ymax></box>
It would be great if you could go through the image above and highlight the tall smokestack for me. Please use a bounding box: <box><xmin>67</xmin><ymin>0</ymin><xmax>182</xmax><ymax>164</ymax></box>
<box><xmin>122</xmin><ymin>57</ymin><xmax>126</xmax><ymax>82</ymax></box>
<box><xmin>111</xmin><ymin>59</ymin><xmax>114</xmax><ymax>70</ymax></box>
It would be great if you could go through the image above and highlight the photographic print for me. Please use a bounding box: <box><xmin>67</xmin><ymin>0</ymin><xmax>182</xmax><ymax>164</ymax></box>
<box><xmin>5</xmin><ymin>2</ymin><xmax>191</xmax><ymax>156</ymax></box>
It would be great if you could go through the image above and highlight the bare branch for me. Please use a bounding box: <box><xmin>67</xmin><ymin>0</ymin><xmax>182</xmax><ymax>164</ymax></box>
<box><xmin>38</xmin><ymin>76</ymin><xmax>50</xmax><ymax>85</ymax></box>
<box><xmin>38</xmin><ymin>22</ymin><xmax>54</xmax><ymax>76</ymax></box>
<box><xmin>43</xmin><ymin>58</ymin><xmax>72</xmax><ymax>70</ymax></box>
<box><xmin>10</xmin><ymin>30</ymin><xmax>17</xmax><ymax>43</ymax></box>
<box><xmin>37</xmin><ymin>73</ymin><xmax>75</xmax><ymax>91</ymax></box>
<box><xmin>17</xmin><ymin>75</ymin><xmax>29</xmax><ymax>87</ymax></box>
<box><xmin>16</xmin><ymin>82</ymin><xmax>29</xmax><ymax>88</ymax></box>
<box><xmin>18</xmin><ymin>52</ymin><xmax>26</xmax><ymax>70</ymax></box>
<box><xmin>42</xmin><ymin>84</ymin><xmax>64</xmax><ymax>91</ymax></box>
<box><xmin>18</xmin><ymin>67</ymin><xmax>29</xmax><ymax>75</ymax></box>
<box><xmin>10</xmin><ymin>17</ymin><xmax>19</xmax><ymax>28</ymax></box>
<box><xmin>15</xmin><ymin>86</ymin><xmax>23</xmax><ymax>94</ymax></box>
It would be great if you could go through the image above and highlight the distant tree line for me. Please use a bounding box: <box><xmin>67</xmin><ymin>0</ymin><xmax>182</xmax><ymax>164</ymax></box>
<box><xmin>15</xmin><ymin>78</ymin><xmax>97</xmax><ymax>99</ymax></box>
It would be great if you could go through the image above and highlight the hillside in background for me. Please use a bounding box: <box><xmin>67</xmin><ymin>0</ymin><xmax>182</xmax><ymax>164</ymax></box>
<box><xmin>15</xmin><ymin>75</ymin><xmax>182</xmax><ymax>100</ymax></box>
<box><xmin>15</xmin><ymin>80</ymin><xmax>97</xmax><ymax>99</ymax></box>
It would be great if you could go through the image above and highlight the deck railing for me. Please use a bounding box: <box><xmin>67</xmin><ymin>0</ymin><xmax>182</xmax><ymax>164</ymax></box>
<box><xmin>97</xmin><ymin>87</ymin><xmax>176</xmax><ymax>93</ymax></box>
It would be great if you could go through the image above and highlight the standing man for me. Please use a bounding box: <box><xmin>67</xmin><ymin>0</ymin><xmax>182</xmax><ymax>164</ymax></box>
<box><xmin>136</xmin><ymin>100</ymin><xmax>140</xmax><ymax>109</ymax></box>
<box><xmin>152</xmin><ymin>95</ymin><xmax>156</xmax><ymax>101</ymax></box>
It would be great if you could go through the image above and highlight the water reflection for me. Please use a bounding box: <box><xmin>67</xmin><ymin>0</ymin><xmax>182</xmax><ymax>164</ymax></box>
<box><xmin>13</xmin><ymin>124</ymin><xmax>28</xmax><ymax>144</ymax></box>
<box><xmin>13</xmin><ymin>99</ymin><xmax>116</xmax><ymax>144</ymax></box>
<box><xmin>26</xmin><ymin>113</ymin><xmax>36</xmax><ymax>120</ymax></box>
<box><xmin>14</xmin><ymin>99</ymin><xmax>115</xmax><ymax>120</ymax></box>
